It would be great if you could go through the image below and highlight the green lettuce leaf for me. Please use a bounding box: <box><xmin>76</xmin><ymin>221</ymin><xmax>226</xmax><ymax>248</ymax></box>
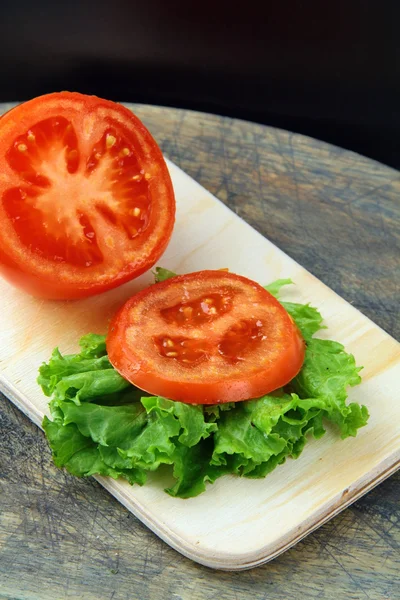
<box><xmin>38</xmin><ymin>350</ymin><xmax>112</xmax><ymax>397</ymax></box>
<box><xmin>292</xmin><ymin>339</ymin><xmax>362</xmax><ymax>401</ymax></box>
<box><xmin>142</xmin><ymin>396</ymin><xmax>217</xmax><ymax>447</ymax></box>
<box><xmin>204</xmin><ymin>402</ymin><xmax>235</xmax><ymax>422</ymax></box>
<box><xmin>51</xmin><ymin>369</ymin><xmax>131</xmax><ymax>405</ymax></box>
<box><xmin>153</xmin><ymin>267</ymin><xmax>178</xmax><ymax>283</ymax></box>
<box><xmin>38</xmin><ymin>333</ymin><xmax>112</xmax><ymax>397</ymax></box>
<box><xmin>42</xmin><ymin>416</ymin><xmax>146</xmax><ymax>485</ymax></box>
<box><xmin>60</xmin><ymin>402</ymin><xmax>147</xmax><ymax>449</ymax></box>
<box><xmin>166</xmin><ymin>441</ymin><xmax>228</xmax><ymax>499</ymax></box>
<box><xmin>78</xmin><ymin>333</ymin><xmax>108</xmax><ymax>358</ymax></box>
<box><xmin>282</xmin><ymin>302</ymin><xmax>326</xmax><ymax>340</ymax></box>
<box><xmin>39</xmin><ymin>277</ymin><xmax>369</xmax><ymax>498</ymax></box>
<box><xmin>290</xmin><ymin>338</ymin><xmax>367</xmax><ymax>438</ymax></box>
<box><xmin>211</xmin><ymin>402</ymin><xmax>288</xmax><ymax>468</ymax></box>
<box><xmin>120</xmin><ymin>410</ymin><xmax>180</xmax><ymax>468</ymax></box>
<box><xmin>264</xmin><ymin>278</ymin><xmax>293</xmax><ymax>298</ymax></box>
<box><xmin>211</xmin><ymin>393</ymin><xmax>326</xmax><ymax>477</ymax></box>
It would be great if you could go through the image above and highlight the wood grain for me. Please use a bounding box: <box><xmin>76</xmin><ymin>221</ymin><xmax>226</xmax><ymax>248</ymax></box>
<box><xmin>0</xmin><ymin>102</ymin><xmax>399</xmax><ymax>598</ymax></box>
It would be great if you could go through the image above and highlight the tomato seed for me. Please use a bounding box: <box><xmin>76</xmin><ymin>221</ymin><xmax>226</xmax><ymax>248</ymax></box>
<box><xmin>106</xmin><ymin>134</ymin><xmax>116</xmax><ymax>149</ymax></box>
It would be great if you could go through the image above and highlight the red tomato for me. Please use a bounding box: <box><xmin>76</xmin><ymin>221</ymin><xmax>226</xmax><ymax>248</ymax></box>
<box><xmin>107</xmin><ymin>271</ymin><xmax>305</xmax><ymax>404</ymax></box>
<box><xmin>0</xmin><ymin>92</ymin><xmax>175</xmax><ymax>299</ymax></box>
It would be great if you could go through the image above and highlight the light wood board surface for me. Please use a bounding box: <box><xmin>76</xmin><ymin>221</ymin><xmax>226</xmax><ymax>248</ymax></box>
<box><xmin>1</xmin><ymin>102</ymin><xmax>399</xmax><ymax>597</ymax></box>
<box><xmin>1</xmin><ymin>120</ymin><xmax>399</xmax><ymax>570</ymax></box>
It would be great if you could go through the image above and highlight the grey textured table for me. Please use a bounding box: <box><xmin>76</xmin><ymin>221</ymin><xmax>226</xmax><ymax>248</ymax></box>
<box><xmin>0</xmin><ymin>102</ymin><xmax>399</xmax><ymax>600</ymax></box>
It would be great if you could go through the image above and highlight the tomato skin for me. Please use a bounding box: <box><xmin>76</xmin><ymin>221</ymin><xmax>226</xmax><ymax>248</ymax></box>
<box><xmin>0</xmin><ymin>92</ymin><xmax>175</xmax><ymax>300</ymax></box>
<box><xmin>0</xmin><ymin>246</ymin><xmax>171</xmax><ymax>300</ymax></box>
<box><xmin>107</xmin><ymin>271</ymin><xmax>305</xmax><ymax>404</ymax></box>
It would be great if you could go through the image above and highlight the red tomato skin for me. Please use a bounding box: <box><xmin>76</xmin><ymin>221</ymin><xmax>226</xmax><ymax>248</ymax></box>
<box><xmin>107</xmin><ymin>271</ymin><xmax>306</xmax><ymax>404</ymax></box>
<box><xmin>0</xmin><ymin>245</ymin><xmax>173</xmax><ymax>300</ymax></box>
<box><xmin>0</xmin><ymin>93</ymin><xmax>175</xmax><ymax>300</ymax></box>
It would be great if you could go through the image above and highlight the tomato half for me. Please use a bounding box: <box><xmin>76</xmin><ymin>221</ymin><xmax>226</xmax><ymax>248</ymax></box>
<box><xmin>107</xmin><ymin>271</ymin><xmax>305</xmax><ymax>404</ymax></box>
<box><xmin>0</xmin><ymin>92</ymin><xmax>175</xmax><ymax>299</ymax></box>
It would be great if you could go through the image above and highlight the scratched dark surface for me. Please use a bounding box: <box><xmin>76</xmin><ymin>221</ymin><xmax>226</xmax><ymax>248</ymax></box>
<box><xmin>0</xmin><ymin>102</ymin><xmax>399</xmax><ymax>600</ymax></box>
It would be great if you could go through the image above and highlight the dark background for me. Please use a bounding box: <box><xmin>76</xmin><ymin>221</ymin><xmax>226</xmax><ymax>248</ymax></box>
<box><xmin>1</xmin><ymin>0</ymin><xmax>400</xmax><ymax>169</ymax></box>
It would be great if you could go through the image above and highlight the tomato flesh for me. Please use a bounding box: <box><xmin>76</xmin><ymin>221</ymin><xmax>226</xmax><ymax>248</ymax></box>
<box><xmin>0</xmin><ymin>93</ymin><xmax>175</xmax><ymax>299</ymax></box>
<box><xmin>107</xmin><ymin>271</ymin><xmax>305</xmax><ymax>404</ymax></box>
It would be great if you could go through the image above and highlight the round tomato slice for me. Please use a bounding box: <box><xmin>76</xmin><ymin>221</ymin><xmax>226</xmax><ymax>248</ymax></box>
<box><xmin>107</xmin><ymin>271</ymin><xmax>305</xmax><ymax>404</ymax></box>
<box><xmin>0</xmin><ymin>92</ymin><xmax>175</xmax><ymax>299</ymax></box>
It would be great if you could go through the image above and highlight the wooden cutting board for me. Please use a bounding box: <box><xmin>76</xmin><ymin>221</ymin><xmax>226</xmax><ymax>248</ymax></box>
<box><xmin>1</xmin><ymin>151</ymin><xmax>399</xmax><ymax>570</ymax></box>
